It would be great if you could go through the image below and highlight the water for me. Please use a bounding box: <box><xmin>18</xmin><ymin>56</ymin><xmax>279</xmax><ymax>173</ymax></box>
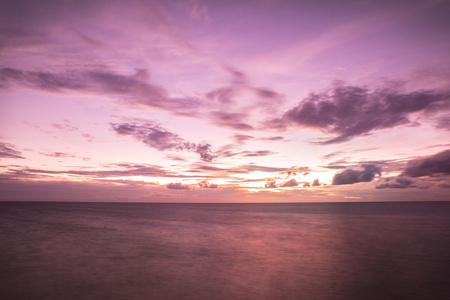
<box><xmin>1</xmin><ymin>201</ymin><xmax>450</xmax><ymax>300</ymax></box>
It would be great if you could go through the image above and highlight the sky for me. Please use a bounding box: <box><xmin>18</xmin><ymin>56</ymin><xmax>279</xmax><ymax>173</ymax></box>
<box><xmin>1</xmin><ymin>0</ymin><xmax>450</xmax><ymax>202</ymax></box>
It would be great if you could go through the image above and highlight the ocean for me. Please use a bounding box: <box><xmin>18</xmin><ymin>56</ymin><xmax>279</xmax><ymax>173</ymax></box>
<box><xmin>1</xmin><ymin>201</ymin><xmax>450</xmax><ymax>300</ymax></box>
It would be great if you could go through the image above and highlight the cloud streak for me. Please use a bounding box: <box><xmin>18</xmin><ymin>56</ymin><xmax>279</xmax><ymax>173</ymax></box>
<box><xmin>0</xmin><ymin>142</ymin><xmax>25</xmax><ymax>159</ymax></box>
<box><xmin>376</xmin><ymin>177</ymin><xmax>413</xmax><ymax>189</ymax></box>
<box><xmin>111</xmin><ymin>122</ymin><xmax>213</xmax><ymax>162</ymax></box>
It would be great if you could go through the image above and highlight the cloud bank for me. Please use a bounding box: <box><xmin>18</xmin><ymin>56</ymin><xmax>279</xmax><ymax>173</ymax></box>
<box><xmin>403</xmin><ymin>149</ymin><xmax>450</xmax><ymax>177</ymax></box>
<box><xmin>281</xmin><ymin>84</ymin><xmax>449</xmax><ymax>144</ymax></box>
<box><xmin>332</xmin><ymin>164</ymin><xmax>381</xmax><ymax>185</ymax></box>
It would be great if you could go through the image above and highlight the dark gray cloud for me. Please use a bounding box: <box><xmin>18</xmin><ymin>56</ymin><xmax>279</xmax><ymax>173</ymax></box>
<box><xmin>371</xmin><ymin>150</ymin><xmax>450</xmax><ymax>189</ymax></box>
<box><xmin>198</xmin><ymin>180</ymin><xmax>218</xmax><ymax>189</ymax></box>
<box><xmin>403</xmin><ymin>149</ymin><xmax>450</xmax><ymax>177</ymax></box>
<box><xmin>111</xmin><ymin>122</ymin><xmax>213</xmax><ymax>162</ymax></box>
<box><xmin>376</xmin><ymin>177</ymin><xmax>413</xmax><ymax>189</ymax></box>
<box><xmin>280</xmin><ymin>84</ymin><xmax>449</xmax><ymax>144</ymax></box>
<box><xmin>0</xmin><ymin>142</ymin><xmax>25</xmax><ymax>159</ymax></box>
<box><xmin>281</xmin><ymin>178</ymin><xmax>298</xmax><ymax>187</ymax></box>
<box><xmin>332</xmin><ymin>164</ymin><xmax>381</xmax><ymax>185</ymax></box>
<box><xmin>166</xmin><ymin>182</ymin><xmax>190</xmax><ymax>190</ymax></box>
<box><xmin>265</xmin><ymin>179</ymin><xmax>278</xmax><ymax>188</ymax></box>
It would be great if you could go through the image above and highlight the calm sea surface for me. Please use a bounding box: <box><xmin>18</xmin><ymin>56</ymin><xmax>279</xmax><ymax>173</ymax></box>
<box><xmin>1</xmin><ymin>201</ymin><xmax>450</xmax><ymax>300</ymax></box>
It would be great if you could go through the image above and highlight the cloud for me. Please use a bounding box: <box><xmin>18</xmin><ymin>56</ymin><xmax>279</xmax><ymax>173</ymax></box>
<box><xmin>312</xmin><ymin>179</ymin><xmax>321</xmax><ymax>186</ymax></box>
<box><xmin>280</xmin><ymin>84</ymin><xmax>449</xmax><ymax>144</ymax></box>
<box><xmin>23</xmin><ymin>163</ymin><xmax>170</xmax><ymax>178</ymax></box>
<box><xmin>0</xmin><ymin>67</ymin><xmax>204</xmax><ymax>115</ymax></box>
<box><xmin>41</xmin><ymin>151</ymin><xmax>90</xmax><ymax>161</ymax></box>
<box><xmin>0</xmin><ymin>142</ymin><xmax>25</xmax><ymax>159</ymax></box>
<box><xmin>43</xmin><ymin>152</ymin><xmax>74</xmax><ymax>158</ymax></box>
<box><xmin>0</xmin><ymin>0</ymin><xmax>195</xmax><ymax>54</ymax></box>
<box><xmin>1</xmin><ymin>67</ymin><xmax>172</xmax><ymax>103</ymax></box>
<box><xmin>198</xmin><ymin>180</ymin><xmax>218</xmax><ymax>189</ymax></box>
<box><xmin>205</xmin><ymin>66</ymin><xmax>284</xmax><ymax>131</ymax></box>
<box><xmin>282</xmin><ymin>166</ymin><xmax>310</xmax><ymax>178</ymax></box>
<box><xmin>434</xmin><ymin>117</ymin><xmax>450</xmax><ymax>131</ymax></box>
<box><xmin>219</xmin><ymin>149</ymin><xmax>276</xmax><ymax>158</ymax></box>
<box><xmin>265</xmin><ymin>179</ymin><xmax>278</xmax><ymax>188</ymax></box>
<box><xmin>166</xmin><ymin>182</ymin><xmax>190</xmax><ymax>190</ymax></box>
<box><xmin>243</xmin><ymin>164</ymin><xmax>287</xmax><ymax>173</ymax></box>
<box><xmin>372</xmin><ymin>150</ymin><xmax>450</xmax><ymax>189</ymax></box>
<box><xmin>403</xmin><ymin>149</ymin><xmax>450</xmax><ymax>177</ymax></box>
<box><xmin>263</xmin><ymin>136</ymin><xmax>284</xmax><ymax>141</ymax></box>
<box><xmin>216</xmin><ymin>134</ymin><xmax>282</xmax><ymax>159</ymax></box>
<box><xmin>281</xmin><ymin>178</ymin><xmax>298</xmax><ymax>187</ymax></box>
<box><xmin>376</xmin><ymin>177</ymin><xmax>413</xmax><ymax>189</ymax></box>
<box><xmin>233</xmin><ymin>134</ymin><xmax>254</xmax><ymax>143</ymax></box>
<box><xmin>209</xmin><ymin>111</ymin><xmax>254</xmax><ymax>131</ymax></box>
<box><xmin>332</xmin><ymin>164</ymin><xmax>381</xmax><ymax>185</ymax></box>
<box><xmin>111</xmin><ymin>122</ymin><xmax>213</xmax><ymax>162</ymax></box>
<box><xmin>242</xmin><ymin>150</ymin><xmax>276</xmax><ymax>157</ymax></box>
<box><xmin>206</xmin><ymin>87</ymin><xmax>236</xmax><ymax>104</ymax></box>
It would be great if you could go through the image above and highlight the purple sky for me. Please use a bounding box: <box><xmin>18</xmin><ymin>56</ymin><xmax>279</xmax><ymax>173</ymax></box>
<box><xmin>1</xmin><ymin>0</ymin><xmax>449</xmax><ymax>202</ymax></box>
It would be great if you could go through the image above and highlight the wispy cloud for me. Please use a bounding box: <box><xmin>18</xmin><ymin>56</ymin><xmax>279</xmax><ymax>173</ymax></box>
<box><xmin>209</xmin><ymin>111</ymin><xmax>254</xmax><ymax>131</ymax></box>
<box><xmin>0</xmin><ymin>67</ymin><xmax>178</xmax><ymax>108</ymax></box>
<box><xmin>111</xmin><ymin>122</ymin><xmax>213</xmax><ymax>162</ymax></box>
<box><xmin>0</xmin><ymin>142</ymin><xmax>25</xmax><ymax>159</ymax></box>
<box><xmin>205</xmin><ymin>66</ymin><xmax>284</xmax><ymax>131</ymax></box>
<box><xmin>40</xmin><ymin>151</ymin><xmax>90</xmax><ymax>161</ymax></box>
<box><xmin>1</xmin><ymin>163</ymin><xmax>175</xmax><ymax>181</ymax></box>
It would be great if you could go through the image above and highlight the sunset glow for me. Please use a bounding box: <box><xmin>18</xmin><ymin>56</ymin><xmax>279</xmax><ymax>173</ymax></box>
<box><xmin>1</xmin><ymin>0</ymin><xmax>449</xmax><ymax>202</ymax></box>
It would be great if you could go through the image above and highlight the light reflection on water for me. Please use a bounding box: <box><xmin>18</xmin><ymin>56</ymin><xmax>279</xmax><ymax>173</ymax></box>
<box><xmin>1</xmin><ymin>202</ymin><xmax>450</xmax><ymax>299</ymax></box>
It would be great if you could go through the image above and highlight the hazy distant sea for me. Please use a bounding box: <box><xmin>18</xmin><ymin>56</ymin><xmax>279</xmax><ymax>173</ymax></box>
<box><xmin>1</xmin><ymin>202</ymin><xmax>450</xmax><ymax>300</ymax></box>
